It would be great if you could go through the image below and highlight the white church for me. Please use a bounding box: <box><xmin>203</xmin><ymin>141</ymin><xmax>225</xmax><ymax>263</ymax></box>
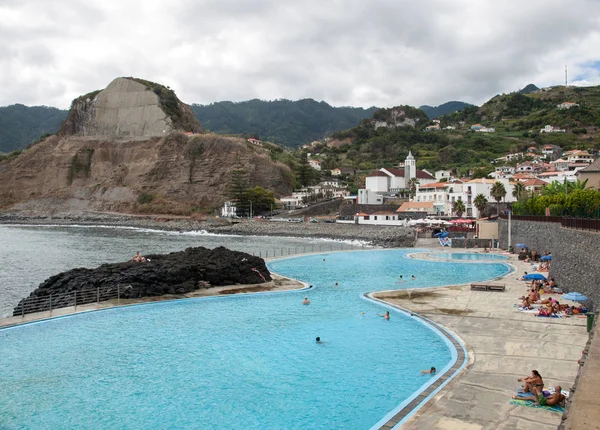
<box><xmin>358</xmin><ymin>151</ymin><xmax>436</xmax><ymax>204</ymax></box>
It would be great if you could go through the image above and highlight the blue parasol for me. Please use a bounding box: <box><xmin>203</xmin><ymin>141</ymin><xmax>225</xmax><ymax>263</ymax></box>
<box><xmin>441</xmin><ymin>232</ymin><xmax>449</xmax><ymax>238</ymax></box>
<box><xmin>433</xmin><ymin>232</ymin><xmax>443</xmax><ymax>237</ymax></box>
<box><xmin>523</xmin><ymin>273</ymin><xmax>546</xmax><ymax>281</ymax></box>
<box><xmin>562</xmin><ymin>292</ymin><xmax>588</xmax><ymax>302</ymax></box>
<box><xmin>540</xmin><ymin>255</ymin><xmax>552</xmax><ymax>261</ymax></box>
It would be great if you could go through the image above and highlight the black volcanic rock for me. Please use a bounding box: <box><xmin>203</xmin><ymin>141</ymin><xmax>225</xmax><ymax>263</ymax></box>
<box><xmin>13</xmin><ymin>246</ymin><xmax>271</xmax><ymax>316</ymax></box>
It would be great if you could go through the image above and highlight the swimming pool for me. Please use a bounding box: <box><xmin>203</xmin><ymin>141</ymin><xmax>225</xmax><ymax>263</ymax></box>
<box><xmin>427</xmin><ymin>252</ymin><xmax>508</xmax><ymax>261</ymax></box>
<box><xmin>0</xmin><ymin>249</ymin><xmax>510</xmax><ymax>429</ymax></box>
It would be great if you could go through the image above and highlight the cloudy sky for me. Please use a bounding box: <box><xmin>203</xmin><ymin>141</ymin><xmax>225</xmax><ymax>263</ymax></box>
<box><xmin>1</xmin><ymin>0</ymin><xmax>600</xmax><ymax>109</ymax></box>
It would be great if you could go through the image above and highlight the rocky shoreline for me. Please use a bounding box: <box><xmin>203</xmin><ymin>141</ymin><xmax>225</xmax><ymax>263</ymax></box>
<box><xmin>0</xmin><ymin>212</ymin><xmax>417</xmax><ymax>248</ymax></box>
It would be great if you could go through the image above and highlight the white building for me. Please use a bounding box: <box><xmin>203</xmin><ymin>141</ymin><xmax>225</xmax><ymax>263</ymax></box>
<box><xmin>353</xmin><ymin>212</ymin><xmax>408</xmax><ymax>226</ymax></box>
<box><xmin>476</xmin><ymin>126</ymin><xmax>495</xmax><ymax>133</ymax></box>
<box><xmin>221</xmin><ymin>201</ymin><xmax>237</xmax><ymax>217</ymax></box>
<box><xmin>309</xmin><ymin>159</ymin><xmax>322</xmax><ymax>171</ymax></box>
<box><xmin>413</xmin><ymin>178</ymin><xmax>516</xmax><ymax>218</ymax></box>
<box><xmin>540</xmin><ymin>125</ymin><xmax>566</xmax><ymax>133</ymax></box>
<box><xmin>359</xmin><ymin>151</ymin><xmax>436</xmax><ymax>204</ymax></box>
<box><xmin>567</xmin><ymin>151</ymin><xmax>594</xmax><ymax>164</ymax></box>
<box><xmin>435</xmin><ymin>170</ymin><xmax>453</xmax><ymax>181</ymax></box>
<box><xmin>557</xmin><ymin>102</ymin><xmax>579</xmax><ymax>110</ymax></box>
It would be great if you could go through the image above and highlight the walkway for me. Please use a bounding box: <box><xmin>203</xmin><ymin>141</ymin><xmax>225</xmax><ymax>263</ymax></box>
<box><xmin>375</xmin><ymin>253</ymin><xmax>589</xmax><ymax>430</ymax></box>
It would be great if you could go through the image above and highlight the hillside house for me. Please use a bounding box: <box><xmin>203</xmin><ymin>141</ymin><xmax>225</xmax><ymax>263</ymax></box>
<box><xmin>309</xmin><ymin>159</ymin><xmax>322</xmax><ymax>171</ymax></box>
<box><xmin>425</xmin><ymin>124</ymin><xmax>440</xmax><ymax>131</ymax></box>
<box><xmin>550</xmin><ymin>158</ymin><xmax>569</xmax><ymax>171</ymax></box>
<box><xmin>540</xmin><ymin>125</ymin><xmax>566</xmax><ymax>133</ymax></box>
<box><xmin>247</xmin><ymin>138</ymin><xmax>263</xmax><ymax>146</ymax></box>
<box><xmin>470</xmin><ymin>124</ymin><xmax>483</xmax><ymax>131</ymax></box>
<box><xmin>476</xmin><ymin>126</ymin><xmax>495</xmax><ymax>133</ymax></box>
<box><xmin>567</xmin><ymin>151</ymin><xmax>594</xmax><ymax>164</ymax></box>
<box><xmin>577</xmin><ymin>158</ymin><xmax>600</xmax><ymax>189</ymax></box>
<box><xmin>557</xmin><ymin>102</ymin><xmax>579</xmax><ymax>110</ymax></box>
<box><xmin>522</xmin><ymin>178</ymin><xmax>549</xmax><ymax>194</ymax></box>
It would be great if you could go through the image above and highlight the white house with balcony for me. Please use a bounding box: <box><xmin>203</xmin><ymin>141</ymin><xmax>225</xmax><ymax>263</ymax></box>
<box><xmin>309</xmin><ymin>159</ymin><xmax>322</xmax><ymax>171</ymax></box>
<box><xmin>567</xmin><ymin>151</ymin><xmax>594</xmax><ymax>164</ymax></box>
<box><xmin>220</xmin><ymin>201</ymin><xmax>237</xmax><ymax>217</ymax></box>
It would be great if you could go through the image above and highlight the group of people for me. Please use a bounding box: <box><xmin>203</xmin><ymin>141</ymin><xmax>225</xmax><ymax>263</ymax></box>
<box><xmin>513</xmin><ymin>370</ymin><xmax>565</xmax><ymax>407</ymax></box>
<box><xmin>519</xmin><ymin>276</ymin><xmax>586</xmax><ymax>317</ymax></box>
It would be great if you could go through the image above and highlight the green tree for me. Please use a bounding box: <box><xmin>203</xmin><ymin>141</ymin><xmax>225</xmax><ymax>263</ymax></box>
<box><xmin>453</xmin><ymin>199</ymin><xmax>466</xmax><ymax>218</ymax></box>
<box><xmin>512</xmin><ymin>182</ymin><xmax>525</xmax><ymax>200</ymax></box>
<box><xmin>408</xmin><ymin>178</ymin><xmax>420</xmax><ymax>197</ymax></box>
<box><xmin>473</xmin><ymin>193</ymin><xmax>488</xmax><ymax>216</ymax></box>
<box><xmin>491</xmin><ymin>181</ymin><xmax>507</xmax><ymax>215</ymax></box>
<box><xmin>244</xmin><ymin>186</ymin><xmax>276</xmax><ymax>215</ymax></box>
<box><xmin>296</xmin><ymin>155</ymin><xmax>314</xmax><ymax>187</ymax></box>
<box><xmin>228</xmin><ymin>168</ymin><xmax>249</xmax><ymax>216</ymax></box>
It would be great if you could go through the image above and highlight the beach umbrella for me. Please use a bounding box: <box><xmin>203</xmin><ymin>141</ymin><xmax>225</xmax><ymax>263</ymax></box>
<box><xmin>562</xmin><ymin>292</ymin><xmax>588</xmax><ymax>302</ymax></box>
<box><xmin>540</xmin><ymin>255</ymin><xmax>552</xmax><ymax>261</ymax></box>
<box><xmin>440</xmin><ymin>232</ymin><xmax>449</xmax><ymax>238</ymax></box>
<box><xmin>523</xmin><ymin>273</ymin><xmax>546</xmax><ymax>281</ymax></box>
<box><xmin>433</xmin><ymin>232</ymin><xmax>443</xmax><ymax>237</ymax></box>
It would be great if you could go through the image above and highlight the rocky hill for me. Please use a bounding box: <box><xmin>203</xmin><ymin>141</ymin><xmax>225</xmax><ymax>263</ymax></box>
<box><xmin>0</xmin><ymin>78</ymin><xmax>293</xmax><ymax>215</ymax></box>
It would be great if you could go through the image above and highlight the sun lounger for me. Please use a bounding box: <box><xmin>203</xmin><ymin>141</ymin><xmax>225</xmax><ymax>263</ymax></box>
<box><xmin>470</xmin><ymin>282</ymin><xmax>506</xmax><ymax>291</ymax></box>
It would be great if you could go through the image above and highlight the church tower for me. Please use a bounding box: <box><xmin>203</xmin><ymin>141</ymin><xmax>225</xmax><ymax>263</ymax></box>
<box><xmin>405</xmin><ymin>150</ymin><xmax>416</xmax><ymax>181</ymax></box>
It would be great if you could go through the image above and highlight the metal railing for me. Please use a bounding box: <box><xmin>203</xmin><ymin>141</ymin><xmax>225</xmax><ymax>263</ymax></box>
<box><xmin>12</xmin><ymin>242</ymin><xmax>369</xmax><ymax>317</ymax></box>
<box><xmin>13</xmin><ymin>285</ymin><xmax>124</xmax><ymax>317</ymax></box>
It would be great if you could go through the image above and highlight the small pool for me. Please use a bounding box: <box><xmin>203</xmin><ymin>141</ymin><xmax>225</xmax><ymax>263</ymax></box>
<box><xmin>428</xmin><ymin>252</ymin><xmax>508</xmax><ymax>261</ymax></box>
<box><xmin>0</xmin><ymin>250</ymin><xmax>510</xmax><ymax>429</ymax></box>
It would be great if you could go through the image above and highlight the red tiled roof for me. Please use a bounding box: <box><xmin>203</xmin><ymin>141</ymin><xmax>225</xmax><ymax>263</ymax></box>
<box><xmin>367</xmin><ymin>170</ymin><xmax>389</xmax><ymax>177</ymax></box>
<box><xmin>418</xmin><ymin>182</ymin><xmax>449</xmax><ymax>189</ymax></box>
<box><xmin>523</xmin><ymin>179</ymin><xmax>549</xmax><ymax>186</ymax></box>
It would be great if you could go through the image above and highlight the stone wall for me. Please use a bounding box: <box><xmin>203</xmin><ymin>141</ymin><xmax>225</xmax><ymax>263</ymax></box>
<box><xmin>499</xmin><ymin>219</ymin><xmax>600</xmax><ymax>310</ymax></box>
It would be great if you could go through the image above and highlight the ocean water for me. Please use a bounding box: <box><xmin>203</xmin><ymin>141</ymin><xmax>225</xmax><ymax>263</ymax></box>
<box><xmin>0</xmin><ymin>245</ymin><xmax>510</xmax><ymax>429</ymax></box>
<box><xmin>0</xmin><ymin>224</ymin><xmax>366</xmax><ymax>317</ymax></box>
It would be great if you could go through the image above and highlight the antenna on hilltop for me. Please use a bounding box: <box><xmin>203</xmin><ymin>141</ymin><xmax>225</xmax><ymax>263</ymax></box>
<box><xmin>565</xmin><ymin>65</ymin><xmax>568</xmax><ymax>87</ymax></box>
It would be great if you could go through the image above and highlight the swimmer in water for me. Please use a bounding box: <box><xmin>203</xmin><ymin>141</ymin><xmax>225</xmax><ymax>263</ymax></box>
<box><xmin>421</xmin><ymin>367</ymin><xmax>436</xmax><ymax>374</ymax></box>
<box><xmin>302</xmin><ymin>297</ymin><xmax>310</xmax><ymax>305</ymax></box>
<box><xmin>316</xmin><ymin>337</ymin><xmax>324</xmax><ymax>344</ymax></box>
<box><xmin>411</xmin><ymin>275</ymin><xmax>416</xmax><ymax>280</ymax></box>
<box><xmin>378</xmin><ymin>311</ymin><xmax>390</xmax><ymax>320</ymax></box>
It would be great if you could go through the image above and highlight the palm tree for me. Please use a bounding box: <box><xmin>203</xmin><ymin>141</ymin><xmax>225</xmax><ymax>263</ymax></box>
<box><xmin>408</xmin><ymin>177</ymin><xmax>420</xmax><ymax>197</ymax></box>
<box><xmin>453</xmin><ymin>199</ymin><xmax>466</xmax><ymax>218</ymax></box>
<box><xmin>490</xmin><ymin>181</ymin><xmax>507</xmax><ymax>214</ymax></box>
<box><xmin>512</xmin><ymin>182</ymin><xmax>526</xmax><ymax>200</ymax></box>
<box><xmin>473</xmin><ymin>193</ymin><xmax>488</xmax><ymax>217</ymax></box>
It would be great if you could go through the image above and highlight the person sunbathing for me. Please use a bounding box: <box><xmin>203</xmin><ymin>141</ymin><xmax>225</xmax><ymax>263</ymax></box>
<box><xmin>534</xmin><ymin>296</ymin><xmax>553</xmax><ymax>305</ymax></box>
<box><xmin>131</xmin><ymin>251</ymin><xmax>146</xmax><ymax>262</ymax></box>
<box><xmin>521</xmin><ymin>297</ymin><xmax>532</xmax><ymax>309</ymax></box>
<box><xmin>532</xmin><ymin>385</ymin><xmax>565</xmax><ymax>407</ymax></box>
<box><xmin>517</xmin><ymin>370</ymin><xmax>543</xmax><ymax>393</ymax></box>
<box><xmin>537</xmin><ymin>305</ymin><xmax>554</xmax><ymax>317</ymax></box>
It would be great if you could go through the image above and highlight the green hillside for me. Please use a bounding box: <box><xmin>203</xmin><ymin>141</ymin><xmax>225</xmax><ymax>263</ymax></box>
<box><xmin>309</xmin><ymin>86</ymin><xmax>600</xmax><ymax>174</ymax></box>
<box><xmin>0</xmin><ymin>104</ymin><xmax>67</xmax><ymax>153</ymax></box>
<box><xmin>419</xmin><ymin>101</ymin><xmax>475</xmax><ymax>119</ymax></box>
<box><xmin>191</xmin><ymin>99</ymin><xmax>378</xmax><ymax>147</ymax></box>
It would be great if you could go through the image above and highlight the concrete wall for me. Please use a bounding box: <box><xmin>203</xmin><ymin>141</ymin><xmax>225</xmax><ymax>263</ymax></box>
<box><xmin>499</xmin><ymin>219</ymin><xmax>600</xmax><ymax>310</ymax></box>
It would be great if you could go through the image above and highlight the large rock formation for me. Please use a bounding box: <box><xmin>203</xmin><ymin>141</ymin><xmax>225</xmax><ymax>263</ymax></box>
<box><xmin>13</xmin><ymin>246</ymin><xmax>271</xmax><ymax>316</ymax></box>
<box><xmin>0</xmin><ymin>77</ymin><xmax>293</xmax><ymax>213</ymax></box>
<box><xmin>59</xmin><ymin>77</ymin><xmax>202</xmax><ymax>138</ymax></box>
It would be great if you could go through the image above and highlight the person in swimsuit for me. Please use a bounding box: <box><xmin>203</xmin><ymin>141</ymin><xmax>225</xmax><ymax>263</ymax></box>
<box><xmin>517</xmin><ymin>370</ymin><xmax>543</xmax><ymax>393</ymax></box>
<box><xmin>302</xmin><ymin>297</ymin><xmax>310</xmax><ymax>305</ymax></box>
<box><xmin>421</xmin><ymin>367</ymin><xmax>436</xmax><ymax>374</ymax></box>
<box><xmin>378</xmin><ymin>311</ymin><xmax>390</xmax><ymax>320</ymax></box>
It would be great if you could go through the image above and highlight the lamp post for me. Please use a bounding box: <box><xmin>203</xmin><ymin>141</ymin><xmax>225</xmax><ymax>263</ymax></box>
<box><xmin>507</xmin><ymin>209</ymin><xmax>512</xmax><ymax>252</ymax></box>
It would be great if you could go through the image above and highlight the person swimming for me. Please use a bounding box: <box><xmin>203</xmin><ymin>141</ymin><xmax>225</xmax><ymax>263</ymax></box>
<box><xmin>421</xmin><ymin>367</ymin><xmax>436</xmax><ymax>374</ymax></box>
<box><xmin>302</xmin><ymin>297</ymin><xmax>310</xmax><ymax>305</ymax></box>
<box><xmin>411</xmin><ymin>275</ymin><xmax>416</xmax><ymax>280</ymax></box>
<box><xmin>378</xmin><ymin>311</ymin><xmax>390</xmax><ymax>320</ymax></box>
<box><xmin>316</xmin><ymin>337</ymin><xmax>324</xmax><ymax>344</ymax></box>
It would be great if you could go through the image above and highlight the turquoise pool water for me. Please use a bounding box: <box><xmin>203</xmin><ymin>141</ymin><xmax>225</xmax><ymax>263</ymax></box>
<box><xmin>0</xmin><ymin>249</ymin><xmax>510</xmax><ymax>429</ymax></box>
<box><xmin>428</xmin><ymin>252</ymin><xmax>508</xmax><ymax>261</ymax></box>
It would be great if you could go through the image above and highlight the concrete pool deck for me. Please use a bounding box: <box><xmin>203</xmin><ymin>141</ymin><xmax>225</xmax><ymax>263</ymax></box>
<box><xmin>375</xmin><ymin>251</ymin><xmax>590</xmax><ymax>430</ymax></box>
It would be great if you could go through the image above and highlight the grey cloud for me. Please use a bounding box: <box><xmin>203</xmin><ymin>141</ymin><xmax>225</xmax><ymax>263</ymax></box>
<box><xmin>1</xmin><ymin>0</ymin><xmax>600</xmax><ymax>109</ymax></box>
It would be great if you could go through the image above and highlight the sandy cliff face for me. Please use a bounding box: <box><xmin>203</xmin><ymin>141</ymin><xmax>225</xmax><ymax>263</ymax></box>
<box><xmin>0</xmin><ymin>133</ymin><xmax>292</xmax><ymax>213</ymax></box>
<box><xmin>59</xmin><ymin>77</ymin><xmax>202</xmax><ymax>139</ymax></box>
<box><xmin>0</xmin><ymin>77</ymin><xmax>292</xmax><ymax>214</ymax></box>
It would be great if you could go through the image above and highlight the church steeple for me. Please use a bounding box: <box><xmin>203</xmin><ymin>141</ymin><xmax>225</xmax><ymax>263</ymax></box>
<box><xmin>405</xmin><ymin>150</ymin><xmax>416</xmax><ymax>180</ymax></box>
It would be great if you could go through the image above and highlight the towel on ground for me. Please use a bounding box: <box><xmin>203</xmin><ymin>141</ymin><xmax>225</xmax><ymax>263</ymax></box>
<box><xmin>509</xmin><ymin>398</ymin><xmax>564</xmax><ymax>413</ymax></box>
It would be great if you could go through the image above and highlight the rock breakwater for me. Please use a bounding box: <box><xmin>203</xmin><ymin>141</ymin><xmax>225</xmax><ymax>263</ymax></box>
<box><xmin>13</xmin><ymin>246</ymin><xmax>270</xmax><ymax>316</ymax></box>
